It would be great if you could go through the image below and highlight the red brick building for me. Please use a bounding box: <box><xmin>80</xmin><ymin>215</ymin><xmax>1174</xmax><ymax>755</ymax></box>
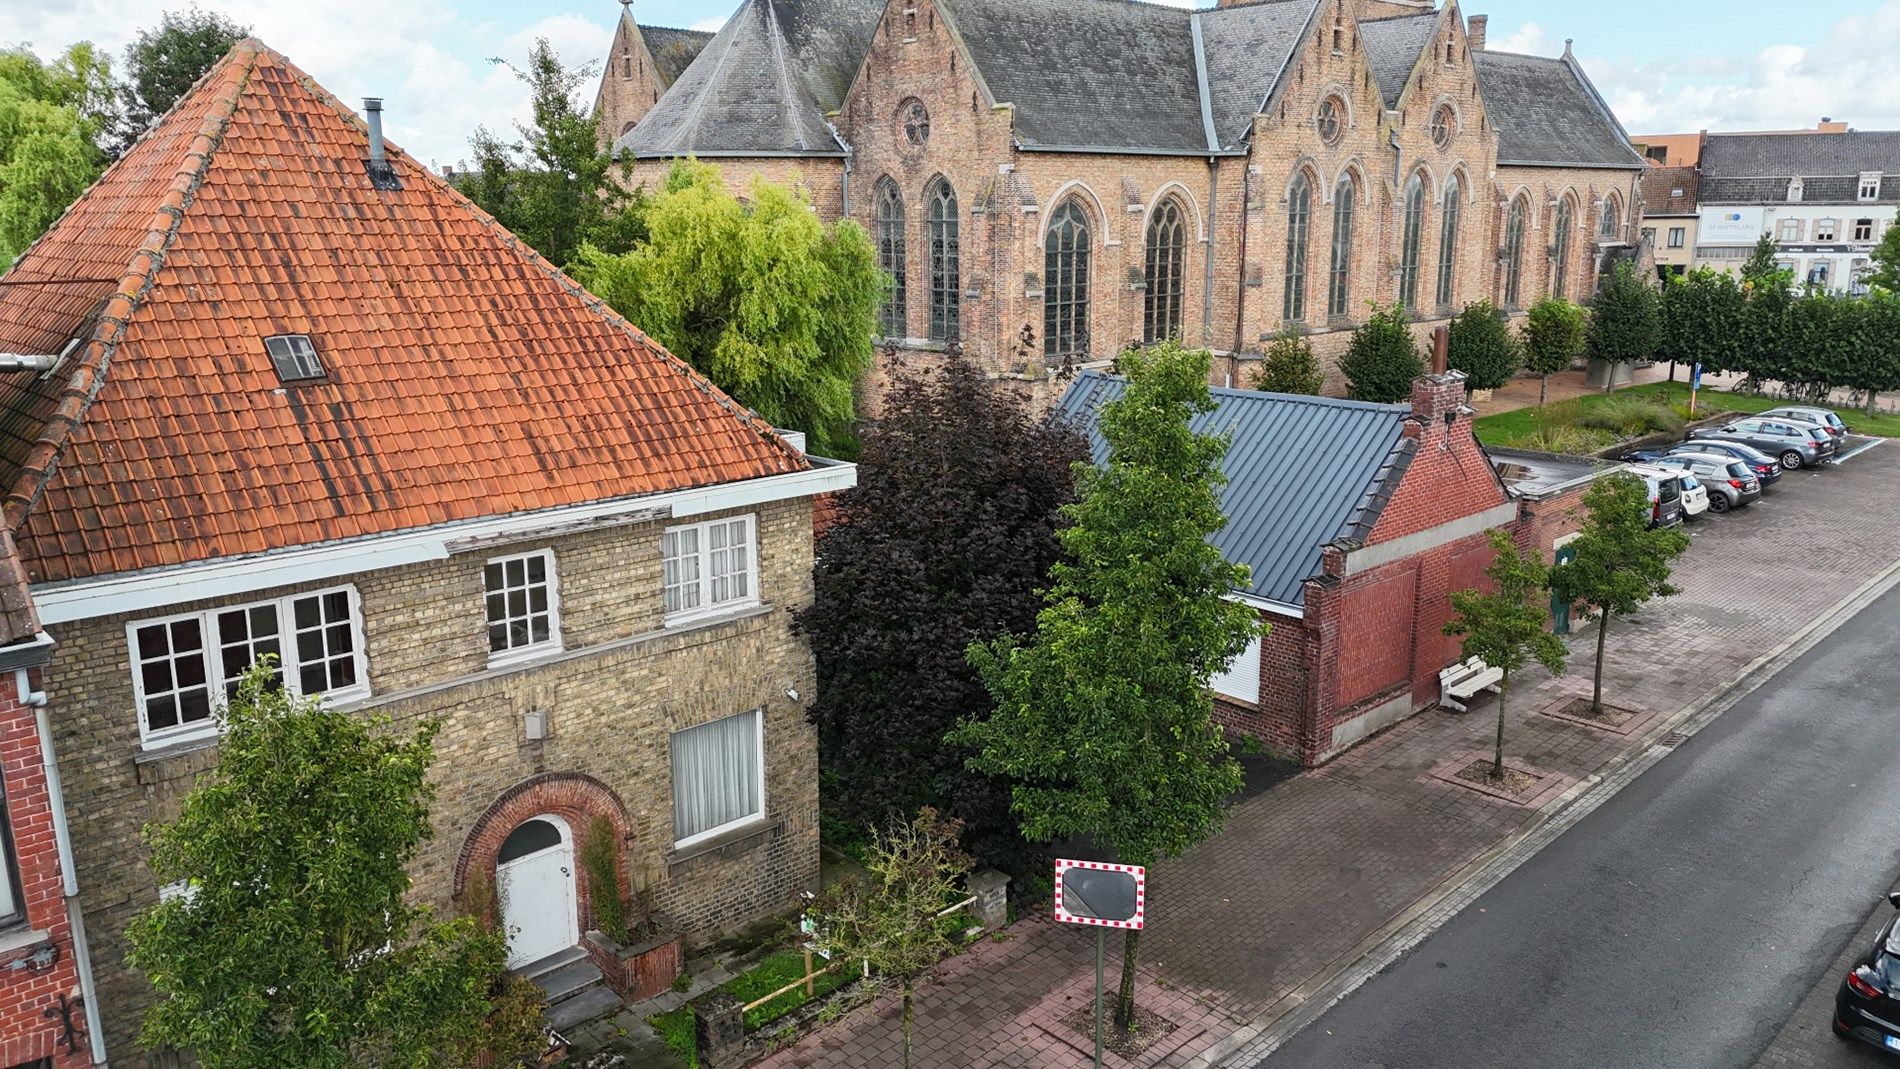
<box><xmin>1056</xmin><ymin>370</ymin><xmax>1537</xmax><ymax>766</ymax></box>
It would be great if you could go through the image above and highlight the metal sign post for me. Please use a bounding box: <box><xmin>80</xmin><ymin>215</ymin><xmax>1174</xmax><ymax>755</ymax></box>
<box><xmin>1053</xmin><ymin>859</ymin><xmax>1146</xmax><ymax>1068</ymax></box>
<box><xmin>1690</xmin><ymin>361</ymin><xmax>1703</xmax><ymax>417</ymax></box>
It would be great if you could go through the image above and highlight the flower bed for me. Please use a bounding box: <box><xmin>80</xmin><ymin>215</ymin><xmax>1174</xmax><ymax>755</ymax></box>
<box><xmin>649</xmin><ymin>950</ymin><xmax>859</xmax><ymax>1066</ymax></box>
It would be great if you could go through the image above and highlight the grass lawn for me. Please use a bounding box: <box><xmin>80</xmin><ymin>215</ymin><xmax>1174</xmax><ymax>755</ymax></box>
<box><xmin>1473</xmin><ymin>380</ymin><xmax>1900</xmax><ymax>452</ymax></box>
<box><xmin>649</xmin><ymin>950</ymin><xmax>859</xmax><ymax>1066</ymax></box>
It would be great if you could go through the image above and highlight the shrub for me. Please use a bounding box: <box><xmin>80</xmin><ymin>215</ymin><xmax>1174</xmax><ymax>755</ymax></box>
<box><xmin>1340</xmin><ymin>302</ymin><xmax>1424</xmax><ymax>403</ymax></box>
<box><xmin>1447</xmin><ymin>300</ymin><xmax>1520</xmax><ymax>391</ymax></box>
<box><xmin>1252</xmin><ymin>326</ymin><xmax>1325</xmax><ymax>395</ymax></box>
<box><xmin>1576</xmin><ymin>396</ymin><xmax>1681</xmax><ymax>437</ymax></box>
<box><xmin>1519</xmin><ymin>423</ymin><xmax>1614</xmax><ymax>455</ymax></box>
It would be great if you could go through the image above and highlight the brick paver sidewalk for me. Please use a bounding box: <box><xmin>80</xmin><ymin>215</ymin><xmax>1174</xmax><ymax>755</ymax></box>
<box><xmin>756</xmin><ymin>447</ymin><xmax>1900</xmax><ymax>1069</ymax></box>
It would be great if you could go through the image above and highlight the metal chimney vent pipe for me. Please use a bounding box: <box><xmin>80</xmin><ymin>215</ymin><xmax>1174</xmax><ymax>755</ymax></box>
<box><xmin>362</xmin><ymin>97</ymin><xmax>400</xmax><ymax>190</ymax></box>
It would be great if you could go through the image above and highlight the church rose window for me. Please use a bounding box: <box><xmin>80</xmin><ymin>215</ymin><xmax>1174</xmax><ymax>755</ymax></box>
<box><xmin>1431</xmin><ymin>106</ymin><xmax>1455</xmax><ymax>149</ymax></box>
<box><xmin>1317</xmin><ymin>97</ymin><xmax>1343</xmax><ymax>145</ymax></box>
<box><xmin>900</xmin><ymin>99</ymin><xmax>930</xmax><ymax>147</ymax></box>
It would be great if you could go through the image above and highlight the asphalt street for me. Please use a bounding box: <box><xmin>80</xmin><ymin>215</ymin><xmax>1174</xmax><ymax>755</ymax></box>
<box><xmin>1263</xmin><ymin>581</ymin><xmax>1900</xmax><ymax>1069</ymax></box>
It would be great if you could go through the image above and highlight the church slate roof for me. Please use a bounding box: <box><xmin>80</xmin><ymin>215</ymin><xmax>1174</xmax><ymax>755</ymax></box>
<box><xmin>1473</xmin><ymin>49</ymin><xmax>1645</xmax><ymax>170</ymax></box>
<box><xmin>1200</xmin><ymin>0</ymin><xmax>1323</xmax><ymax>150</ymax></box>
<box><xmin>1698</xmin><ymin>131</ymin><xmax>1900</xmax><ymax>204</ymax></box>
<box><xmin>1051</xmin><ymin>371</ymin><xmax>1412</xmax><ymax>607</ymax></box>
<box><xmin>617</xmin><ymin>0</ymin><xmax>881</xmax><ymax>157</ymax></box>
<box><xmin>1359</xmin><ymin>12</ymin><xmax>1437</xmax><ymax>109</ymax></box>
<box><xmin>640</xmin><ymin>25</ymin><xmax>715</xmax><ymax>86</ymax></box>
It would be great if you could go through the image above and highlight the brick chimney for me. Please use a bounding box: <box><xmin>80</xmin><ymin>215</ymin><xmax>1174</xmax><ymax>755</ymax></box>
<box><xmin>1409</xmin><ymin>371</ymin><xmax>1468</xmax><ymax>429</ymax></box>
<box><xmin>1466</xmin><ymin>14</ymin><xmax>1487</xmax><ymax>51</ymax></box>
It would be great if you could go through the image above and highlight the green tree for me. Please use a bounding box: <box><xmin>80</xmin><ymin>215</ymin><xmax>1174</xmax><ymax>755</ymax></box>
<box><xmin>808</xmin><ymin>808</ymin><xmax>973</xmax><ymax>1069</ymax></box>
<box><xmin>1548</xmin><ymin>474</ymin><xmax>1689</xmax><ymax>718</ymax></box>
<box><xmin>570</xmin><ymin>159</ymin><xmax>881</xmax><ymax>457</ymax></box>
<box><xmin>1340</xmin><ymin>301</ymin><xmax>1424</xmax><ymax>403</ymax></box>
<box><xmin>1738</xmin><ymin>242</ymin><xmax>1795</xmax><ymax>392</ymax></box>
<box><xmin>1658</xmin><ymin>268</ymin><xmax>1746</xmax><ymax>380</ymax></box>
<box><xmin>119</xmin><ymin>6</ymin><xmax>249</xmax><ymax>143</ymax></box>
<box><xmin>1741</xmin><ymin>233</ymin><xmax>1783</xmax><ymax>286</ymax></box>
<box><xmin>1446</xmin><ymin>299</ymin><xmax>1521</xmax><ymax>392</ymax></box>
<box><xmin>0</xmin><ymin>44</ymin><xmax>117</xmax><ymax>262</ymax></box>
<box><xmin>1522</xmin><ymin>296</ymin><xmax>1585</xmax><ymax>406</ymax></box>
<box><xmin>792</xmin><ymin>355</ymin><xmax>1084</xmax><ymax>872</ymax></box>
<box><xmin>459</xmin><ymin>39</ymin><xmax>641</xmax><ymax>268</ymax></box>
<box><xmin>1585</xmin><ymin>260</ymin><xmax>1661</xmax><ymax>384</ymax></box>
<box><xmin>125</xmin><ymin>663</ymin><xmax>528</xmax><ymax>1068</ymax></box>
<box><xmin>956</xmin><ymin>341</ymin><xmax>1258</xmax><ymax>1030</ymax></box>
<box><xmin>1867</xmin><ymin>225</ymin><xmax>1900</xmax><ymax>295</ymax></box>
<box><xmin>1443</xmin><ymin>529</ymin><xmax>1568</xmax><ymax>780</ymax></box>
<box><xmin>1252</xmin><ymin>325</ymin><xmax>1325</xmax><ymax>395</ymax></box>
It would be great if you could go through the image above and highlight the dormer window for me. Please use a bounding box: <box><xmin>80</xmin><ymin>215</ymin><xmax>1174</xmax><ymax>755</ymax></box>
<box><xmin>1787</xmin><ymin>178</ymin><xmax>1805</xmax><ymax>203</ymax></box>
<box><xmin>264</xmin><ymin>335</ymin><xmax>325</xmax><ymax>382</ymax></box>
<box><xmin>1861</xmin><ymin>172</ymin><xmax>1883</xmax><ymax>201</ymax></box>
<box><xmin>1670</xmin><ymin>187</ymin><xmax>1685</xmax><ymax>198</ymax></box>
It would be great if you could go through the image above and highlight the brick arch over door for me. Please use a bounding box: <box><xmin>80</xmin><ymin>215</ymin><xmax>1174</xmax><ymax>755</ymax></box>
<box><xmin>456</xmin><ymin>771</ymin><xmax>635</xmax><ymax>934</ymax></box>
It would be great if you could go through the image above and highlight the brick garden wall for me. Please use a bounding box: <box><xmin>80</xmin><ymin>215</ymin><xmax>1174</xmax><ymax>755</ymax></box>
<box><xmin>41</xmin><ymin>497</ymin><xmax>819</xmax><ymax>1064</ymax></box>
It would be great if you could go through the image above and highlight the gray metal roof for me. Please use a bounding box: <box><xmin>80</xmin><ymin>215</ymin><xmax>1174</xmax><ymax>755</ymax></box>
<box><xmin>1051</xmin><ymin>371</ymin><xmax>1411</xmax><ymax>607</ymax></box>
<box><xmin>1199</xmin><ymin>0</ymin><xmax>1321</xmax><ymax>150</ymax></box>
<box><xmin>1359</xmin><ymin>12</ymin><xmax>1436</xmax><ymax>109</ymax></box>
<box><xmin>641</xmin><ymin>25</ymin><xmax>716</xmax><ymax>86</ymax></box>
<box><xmin>942</xmin><ymin>0</ymin><xmax>1210</xmax><ymax>154</ymax></box>
<box><xmin>1473</xmin><ymin>49</ymin><xmax>1645</xmax><ymax>170</ymax></box>
<box><xmin>615</xmin><ymin>0</ymin><xmax>880</xmax><ymax>158</ymax></box>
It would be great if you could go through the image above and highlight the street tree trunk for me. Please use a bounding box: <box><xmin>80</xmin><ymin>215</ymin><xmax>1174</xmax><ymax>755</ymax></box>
<box><xmin>1114</xmin><ymin>927</ymin><xmax>1142</xmax><ymax>1031</ymax></box>
<box><xmin>1592</xmin><ymin>612</ymin><xmax>1611</xmax><ymax>717</ymax></box>
<box><xmin>902</xmin><ymin>981</ymin><xmax>914</xmax><ymax>1069</ymax></box>
<box><xmin>1493</xmin><ymin>667</ymin><xmax>1510</xmax><ymax>780</ymax></box>
<box><xmin>1539</xmin><ymin>374</ymin><xmax>1549</xmax><ymax>408</ymax></box>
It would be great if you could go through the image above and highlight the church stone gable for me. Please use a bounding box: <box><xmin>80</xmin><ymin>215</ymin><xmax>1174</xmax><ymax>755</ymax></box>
<box><xmin>593</xmin><ymin>11</ymin><xmax>668</xmax><ymax>150</ymax></box>
<box><xmin>841</xmin><ymin>0</ymin><xmax>1015</xmax><ymax>345</ymax></box>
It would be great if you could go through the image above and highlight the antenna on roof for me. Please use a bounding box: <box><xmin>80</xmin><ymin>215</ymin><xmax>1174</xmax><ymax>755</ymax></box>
<box><xmin>362</xmin><ymin>98</ymin><xmax>401</xmax><ymax>192</ymax></box>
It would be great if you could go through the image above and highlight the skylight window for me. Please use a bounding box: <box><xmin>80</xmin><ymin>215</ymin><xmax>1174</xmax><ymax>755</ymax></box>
<box><xmin>264</xmin><ymin>335</ymin><xmax>325</xmax><ymax>381</ymax></box>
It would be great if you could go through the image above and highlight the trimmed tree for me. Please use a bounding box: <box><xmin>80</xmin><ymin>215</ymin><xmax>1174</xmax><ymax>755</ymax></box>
<box><xmin>1585</xmin><ymin>260</ymin><xmax>1661</xmax><ymax>385</ymax></box>
<box><xmin>792</xmin><ymin>354</ymin><xmax>1085</xmax><ymax>871</ymax></box>
<box><xmin>1869</xmin><ymin>224</ymin><xmax>1900</xmax><ymax>295</ymax></box>
<box><xmin>1340</xmin><ymin>301</ymin><xmax>1425</xmax><ymax>403</ymax></box>
<box><xmin>1446</xmin><ymin>299</ymin><xmax>1521</xmax><ymax>392</ymax></box>
<box><xmin>570</xmin><ymin>159</ymin><xmax>881</xmax><ymax>457</ymax></box>
<box><xmin>808</xmin><ymin>808</ymin><xmax>973</xmax><ymax>1069</ymax></box>
<box><xmin>1443</xmin><ymin>529</ymin><xmax>1568</xmax><ymax>780</ymax></box>
<box><xmin>1522</xmin><ymin>296</ymin><xmax>1585</xmax><ymax>407</ymax></box>
<box><xmin>1252</xmin><ymin>325</ymin><xmax>1325</xmax><ymax>395</ymax></box>
<box><xmin>125</xmin><ymin>663</ymin><xmax>535</xmax><ymax>1068</ymax></box>
<box><xmin>956</xmin><ymin>340</ymin><xmax>1258</xmax><ymax>1031</ymax></box>
<box><xmin>1549</xmin><ymin>474</ymin><xmax>1690</xmax><ymax>718</ymax></box>
<box><xmin>1659</xmin><ymin>268</ymin><xmax>1746</xmax><ymax>380</ymax></box>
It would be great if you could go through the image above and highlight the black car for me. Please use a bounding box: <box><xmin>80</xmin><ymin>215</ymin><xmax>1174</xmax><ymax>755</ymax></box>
<box><xmin>1834</xmin><ymin>892</ymin><xmax>1900</xmax><ymax>1053</ymax></box>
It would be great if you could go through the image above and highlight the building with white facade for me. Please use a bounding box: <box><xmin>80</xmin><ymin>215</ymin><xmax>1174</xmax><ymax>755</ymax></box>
<box><xmin>1693</xmin><ymin>130</ymin><xmax>1900</xmax><ymax>294</ymax></box>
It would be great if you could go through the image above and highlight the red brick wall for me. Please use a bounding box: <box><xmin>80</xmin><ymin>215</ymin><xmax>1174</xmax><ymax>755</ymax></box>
<box><xmin>1367</xmin><ymin>409</ymin><xmax>1509</xmax><ymax>547</ymax></box>
<box><xmin>1214</xmin><ymin>610</ymin><xmax>1309</xmax><ymax>759</ymax></box>
<box><xmin>1335</xmin><ymin>568</ymin><xmax>1417</xmax><ymax>709</ymax></box>
<box><xmin>0</xmin><ymin>678</ymin><xmax>86</xmax><ymax>1069</ymax></box>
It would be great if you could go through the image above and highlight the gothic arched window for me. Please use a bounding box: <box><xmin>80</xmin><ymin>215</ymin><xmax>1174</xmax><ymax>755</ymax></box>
<box><xmin>1045</xmin><ymin>198</ymin><xmax>1092</xmax><ymax>358</ymax></box>
<box><xmin>1399</xmin><ymin>174</ymin><xmax>1426</xmax><ymax>309</ymax></box>
<box><xmin>1552</xmin><ymin>196</ymin><xmax>1574</xmax><ymax>300</ymax></box>
<box><xmin>1328</xmin><ymin>174</ymin><xmax>1355</xmax><ymax>317</ymax></box>
<box><xmin>1144</xmin><ymin>197</ymin><xmax>1187</xmax><ymax>343</ymax></box>
<box><xmin>925</xmin><ymin>178</ymin><xmax>960</xmax><ymax>343</ymax></box>
<box><xmin>1435</xmin><ymin>175</ymin><xmax>1461</xmax><ymax>309</ymax></box>
<box><xmin>1503</xmin><ymin>195</ymin><xmax>1528</xmax><ymax>309</ymax></box>
<box><xmin>1599</xmin><ymin>196</ymin><xmax>1620</xmax><ymax>239</ymax></box>
<box><xmin>1283</xmin><ymin>173</ymin><xmax>1313</xmax><ymax>322</ymax></box>
<box><xmin>874</xmin><ymin>179</ymin><xmax>907</xmax><ymax>338</ymax></box>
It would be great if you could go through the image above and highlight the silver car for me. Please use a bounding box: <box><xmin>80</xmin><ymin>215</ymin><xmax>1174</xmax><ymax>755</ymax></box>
<box><xmin>1689</xmin><ymin>416</ymin><xmax>1837</xmax><ymax>470</ymax></box>
<box><xmin>1760</xmin><ymin>405</ymin><xmax>1848</xmax><ymax>441</ymax></box>
<box><xmin>1653</xmin><ymin>452</ymin><xmax>1762</xmax><ymax>512</ymax></box>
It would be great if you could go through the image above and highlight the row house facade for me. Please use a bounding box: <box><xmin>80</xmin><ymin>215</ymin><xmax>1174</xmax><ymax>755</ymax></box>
<box><xmin>0</xmin><ymin>40</ymin><xmax>852</xmax><ymax>1065</ymax></box>
<box><xmin>602</xmin><ymin>0</ymin><xmax>1646</xmax><ymax>401</ymax></box>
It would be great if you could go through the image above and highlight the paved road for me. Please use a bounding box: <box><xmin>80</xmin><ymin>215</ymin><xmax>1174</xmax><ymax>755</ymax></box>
<box><xmin>1263</xmin><ymin>582</ymin><xmax>1900</xmax><ymax>1069</ymax></box>
<box><xmin>1755</xmin><ymin>891</ymin><xmax>1897</xmax><ymax>1068</ymax></box>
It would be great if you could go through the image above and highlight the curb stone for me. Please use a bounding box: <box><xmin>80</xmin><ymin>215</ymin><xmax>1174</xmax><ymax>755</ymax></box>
<box><xmin>1189</xmin><ymin>550</ymin><xmax>1900</xmax><ymax>1068</ymax></box>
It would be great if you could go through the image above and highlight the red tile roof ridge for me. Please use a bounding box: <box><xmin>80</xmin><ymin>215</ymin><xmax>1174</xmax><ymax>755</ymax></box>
<box><xmin>0</xmin><ymin>40</ymin><xmax>264</xmax><ymax>535</ymax></box>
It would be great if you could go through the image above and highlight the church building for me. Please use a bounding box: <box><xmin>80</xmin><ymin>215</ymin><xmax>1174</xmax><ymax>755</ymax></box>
<box><xmin>597</xmin><ymin>0</ymin><xmax>1645</xmax><ymax>399</ymax></box>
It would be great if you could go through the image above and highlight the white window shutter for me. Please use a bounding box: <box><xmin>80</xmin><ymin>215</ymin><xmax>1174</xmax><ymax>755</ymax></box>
<box><xmin>1211</xmin><ymin>635</ymin><xmax>1262</xmax><ymax>704</ymax></box>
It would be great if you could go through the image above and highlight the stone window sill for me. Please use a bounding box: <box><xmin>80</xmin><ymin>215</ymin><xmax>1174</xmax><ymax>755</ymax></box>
<box><xmin>666</xmin><ymin>817</ymin><xmax>783</xmax><ymax>876</ymax></box>
<box><xmin>0</xmin><ymin>926</ymin><xmax>52</xmax><ymax>961</ymax></box>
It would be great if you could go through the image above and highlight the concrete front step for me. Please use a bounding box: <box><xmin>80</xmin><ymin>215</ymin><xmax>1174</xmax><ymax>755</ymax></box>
<box><xmin>547</xmin><ymin>983</ymin><xmax>627</xmax><ymax>1034</ymax></box>
<box><xmin>516</xmin><ymin>946</ymin><xmax>589</xmax><ymax>983</ymax></box>
<box><xmin>533</xmin><ymin>958</ymin><xmax>607</xmax><ymax>1007</ymax></box>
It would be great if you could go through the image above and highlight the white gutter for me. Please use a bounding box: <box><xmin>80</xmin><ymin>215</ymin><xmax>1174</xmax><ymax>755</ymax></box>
<box><xmin>22</xmin><ymin>672</ymin><xmax>106</xmax><ymax>1065</ymax></box>
<box><xmin>32</xmin><ymin>460</ymin><xmax>857</xmax><ymax>625</ymax></box>
<box><xmin>1232</xmin><ymin>590</ymin><xmax>1305</xmax><ymax>620</ymax></box>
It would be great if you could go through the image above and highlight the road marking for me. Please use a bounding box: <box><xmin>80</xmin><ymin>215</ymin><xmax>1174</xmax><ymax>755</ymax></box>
<box><xmin>1833</xmin><ymin>438</ymin><xmax>1885</xmax><ymax>465</ymax></box>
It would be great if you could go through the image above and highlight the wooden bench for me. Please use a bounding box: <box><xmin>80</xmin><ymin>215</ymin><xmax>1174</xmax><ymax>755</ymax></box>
<box><xmin>1439</xmin><ymin>657</ymin><xmax>1503</xmax><ymax>713</ymax></box>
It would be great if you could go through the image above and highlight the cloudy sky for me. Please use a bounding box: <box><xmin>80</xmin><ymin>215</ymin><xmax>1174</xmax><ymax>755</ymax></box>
<box><xmin>5</xmin><ymin>0</ymin><xmax>1899</xmax><ymax>167</ymax></box>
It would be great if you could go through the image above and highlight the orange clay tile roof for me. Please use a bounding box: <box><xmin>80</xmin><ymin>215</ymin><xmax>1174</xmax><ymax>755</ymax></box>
<box><xmin>0</xmin><ymin>39</ymin><xmax>806</xmax><ymax>586</ymax></box>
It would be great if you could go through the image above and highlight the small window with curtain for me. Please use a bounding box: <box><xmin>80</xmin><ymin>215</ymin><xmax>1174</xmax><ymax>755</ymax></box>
<box><xmin>485</xmin><ymin>550</ymin><xmax>559</xmax><ymax>663</ymax></box>
<box><xmin>661</xmin><ymin>516</ymin><xmax>758</xmax><ymax>623</ymax></box>
<box><xmin>671</xmin><ymin>709</ymin><xmax>764</xmax><ymax>847</ymax></box>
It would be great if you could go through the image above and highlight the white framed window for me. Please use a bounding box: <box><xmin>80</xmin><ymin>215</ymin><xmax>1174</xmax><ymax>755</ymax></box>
<box><xmin>1861</xmin><ymin>173</ymin><xmax>1882</xmax><ymax>202</ymax></box>
<box><xmin>129</xmin><ymin>586</ymin><xmax>369</xmax><ymax>748</ymax></box>
<box><xmin>484</xmin><ymin>550</ymin><xmax>560</xmax><ymax>664</ymax></box>
<box><xmin>1855</xmin><ymin>219</ymin><xmax>1876</xmax><ymax>242</ymax></box>
<box><xmin>670</xmin><ymin>709</ymin><xmax>765</xmax><ymax>848</ymax></box>
<box><xmin>1668</xmin><ymin>227</ymin><xmax>1686</xmax><ymax>249</ymax></box>
<box><xmin>661</xmin><ymin>515</ymin><xmax>757</xmax><ymax>623</ymax></box>
<box><xmin>1815</xmin><ymin>218</ymin><xmax>1838</xmax><ymax>242</ymax></box>
<box><xmin>1777</xmin><ymin>218</ymin><xmax>1802</xmax><ymax>242</ymax></box>
<box><xmin>0</xmin><ymin>777</ymin><xmax>23</xmax><ymax>926</ymax></box>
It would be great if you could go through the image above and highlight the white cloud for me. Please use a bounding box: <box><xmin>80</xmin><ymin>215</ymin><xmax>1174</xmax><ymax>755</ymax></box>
<box><xmin>1489</xmin><ymin>21</ymin><xmax>1554</xmax><ymax>56</ymax></box>
<box><xmin>689</xmin><ymin>15</ymin><xmax>728</xmax><ymax>32</ymax></box>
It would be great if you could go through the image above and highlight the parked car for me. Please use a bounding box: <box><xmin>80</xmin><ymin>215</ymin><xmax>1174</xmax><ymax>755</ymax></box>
<box><xmin>1833</xmin><ymin>892</ymin><xmax>1900</xmax><ymax>1054</ymax></box>
<box><xmin>1662</xmin><ymin>440</ymin><xmax>1783</xmax><ymax>488</ymax></box>
<box><xmin>1689</xmin><ymin>416</ymin><xmax>1837</xmax><ymax>470</ymax></box>
<box><xmin>1675</xmin><ymin>473</ymin><xmax>1711</xmax><ymax>518</ymax></box>
<box><xmin>1652</xmin><ymin>453</ymin><xmax>1762</xmax><ymax>512</ymax></box>
<box><xmin>1762</xmin><ymin>405</ymin><xmax>1848</xmax><ymax>440</ymax></box>
<box><xmin>1620</xmin><ymin>464</ymin><xmax>1686</xmax><ymax>527</ymax></box>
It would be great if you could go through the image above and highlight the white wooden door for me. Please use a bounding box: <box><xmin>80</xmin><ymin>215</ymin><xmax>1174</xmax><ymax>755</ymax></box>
<box><xmin>498</xmin><ymin>833</ymin><xmax>577</xmax><ymax>969</ymax></box>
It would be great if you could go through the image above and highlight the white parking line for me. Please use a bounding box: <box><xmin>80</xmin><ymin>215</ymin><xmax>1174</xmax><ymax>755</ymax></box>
<box><xmin>1833</xmin><ymin>438</ymin><xmax>1886</xmax><ymax>465</ymax></box>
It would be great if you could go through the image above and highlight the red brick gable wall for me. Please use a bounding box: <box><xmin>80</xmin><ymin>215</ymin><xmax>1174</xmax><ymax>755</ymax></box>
<box><xmin>1366</xmin><ymin>416</ymin><xmax>1509</xmax><ymax>545</ymax></box>
<box><xmin>1335</xmin><ymin>568</ymin><xmax>1417</xmax><ymax>708</ymax></box>
<box><xmin>0</xmin><ymin>682</ymin><xmax>85</xmax><ymax>1069</ymax></box>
